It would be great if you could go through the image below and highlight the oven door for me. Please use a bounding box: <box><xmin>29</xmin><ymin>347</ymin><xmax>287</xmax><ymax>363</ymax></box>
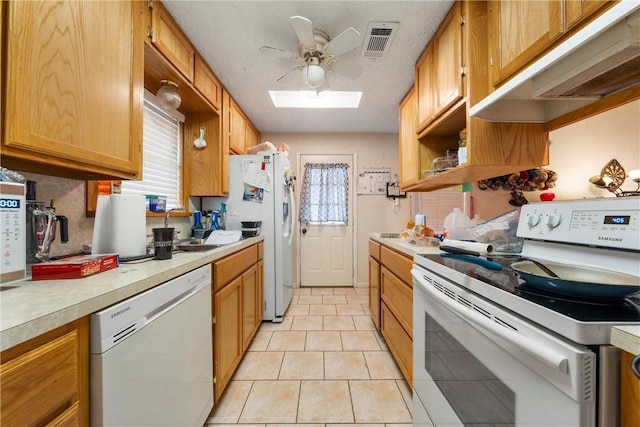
<box><xmin>412</xmin><ymin>266</ymin><xmax>596</xmax><ymax>427</ymax></box>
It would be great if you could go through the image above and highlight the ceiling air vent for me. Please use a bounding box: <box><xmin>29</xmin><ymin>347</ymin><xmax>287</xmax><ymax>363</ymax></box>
<box><xmin>361</xmin><ymin>21</ymin><xmax>399</xmax><ymax>59</ymax></box>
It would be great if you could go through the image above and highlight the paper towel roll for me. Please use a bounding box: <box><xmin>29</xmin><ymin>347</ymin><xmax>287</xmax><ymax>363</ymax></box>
<box><xmin>91</xmin><ymin>195</ymin><xmax>112</xmax><ymax>255</ymax></box>
<box><xmin>110</xmin><ymin>194</ymin><xmax>147</xmax><ymax>257</ymax></box>
<box><xmin>92</xmin><ymin>194</ymin><xmax>147</xmax><ymax>257</ymax></box>
<box><xmin>442</xmin><ymin>239</ymin><xmax>494</xmax><ymax>254</ymax></box>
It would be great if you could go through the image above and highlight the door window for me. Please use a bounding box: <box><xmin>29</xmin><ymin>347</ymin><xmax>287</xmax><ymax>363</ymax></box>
<box><xmin>299</xmin><ymin>163</ymin><xmax>349</xmax><ymax>224</ymax></box>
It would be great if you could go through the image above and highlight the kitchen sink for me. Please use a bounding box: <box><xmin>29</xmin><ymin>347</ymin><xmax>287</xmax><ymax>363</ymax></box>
<box><xmin>380</xmin><ymin>233</ymin><xmax>401</xmax><ymax>238</ymax></box>
<box><xmin>175</xmin><ymin>242</ymin><xmax>225</xmax><ymax>252</ymax></box>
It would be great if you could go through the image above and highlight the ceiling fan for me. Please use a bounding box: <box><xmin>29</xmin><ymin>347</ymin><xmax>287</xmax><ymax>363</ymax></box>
<box><xmin>259</xmin><ymin>15</ymin><xmax>363</xmax><ymax>90</ymax></box>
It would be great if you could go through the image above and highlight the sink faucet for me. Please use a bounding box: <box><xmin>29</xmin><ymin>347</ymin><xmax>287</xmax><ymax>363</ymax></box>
<box><xmin>165</xmin><ymin>207</ymin><xmax>184</xmax><ymax>228</ymax></box>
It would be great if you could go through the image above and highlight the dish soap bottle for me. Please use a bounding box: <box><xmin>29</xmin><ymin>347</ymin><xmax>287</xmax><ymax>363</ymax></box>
<box><xmin>220</xmin><ymin>203</ymin><xmax>227</xmax><ymax>230</ymax></box>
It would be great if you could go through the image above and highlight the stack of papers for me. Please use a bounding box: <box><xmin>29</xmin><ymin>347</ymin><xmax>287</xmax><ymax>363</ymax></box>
<box><xmin>205</xmin><ymin>230</ymin><xmax>242</xmax><ymax>245</ymax></box>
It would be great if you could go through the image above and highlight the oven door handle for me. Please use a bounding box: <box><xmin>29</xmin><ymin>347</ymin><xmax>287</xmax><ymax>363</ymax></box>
<box><xmin>416</xmin><ymin>274</ymin><xmax>569</xmax><ymax>374</ymax></box>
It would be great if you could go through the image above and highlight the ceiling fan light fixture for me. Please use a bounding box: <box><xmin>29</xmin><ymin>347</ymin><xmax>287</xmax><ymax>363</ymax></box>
<box><xmin>157</xmin><ymin>80</ymin><xmax>182</xmax><ymax>110</ymax></box>
<box><xmin>302</xmin><ymin>64</ymin><xmax>325</xmax><ymax>89</ymax></box>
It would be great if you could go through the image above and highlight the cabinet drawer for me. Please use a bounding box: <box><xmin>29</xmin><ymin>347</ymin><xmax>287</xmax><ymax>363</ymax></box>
<box><xmin>214</xmin><ymin>245</ymin><xmax>258</xmax><ymax>291</ymax></box>
<box><xmin>381</xmin><ymin>302</ymin><xmax>413</xmax><ymax>387</ymax></box>
<box><xmin>381</xmin><ymin>266</ymin><xmax>412</xmax><ymax>336</ymax></box>
<box><xmin>258</xmin><ymin>242</ymin><xmax>263</xmax><ymax>260</ymax></box>
<box><xmin>369</xmin><ymin>239</ymin><xmax>381</xmax><ymax>261</ymax></box>
<box><xmin>1</xmin><ymin>331</ymin><xmax>79</xmax><ymax>426</ymax></box>
<box><xmin>194</xmin><ymin>53</ymin><xmax>222</xmax><ymax>111</ymax></box>
<box><xmin>380</xmin><ymin>246</ymin><xmax>413</xmax><ymax>285</ymax></box>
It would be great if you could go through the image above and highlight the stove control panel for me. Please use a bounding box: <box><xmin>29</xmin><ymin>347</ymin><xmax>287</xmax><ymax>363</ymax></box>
<box><xmin>517</xmin><ymin>198</ymin><xmax>640</xmax><ymax>251</ymax></box>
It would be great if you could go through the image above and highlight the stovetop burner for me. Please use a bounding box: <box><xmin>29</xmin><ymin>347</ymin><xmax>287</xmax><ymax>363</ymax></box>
<box><xmin>418</xmin><ymin>254</ymin><xmax>640</xmax><ymax>323</ymax></box>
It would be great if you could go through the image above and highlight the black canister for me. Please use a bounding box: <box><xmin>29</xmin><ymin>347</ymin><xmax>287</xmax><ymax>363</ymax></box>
<box><xmin>153</xmin><ymin>227</ymin><xmax>174</xmax><ymax>260</ymax></box>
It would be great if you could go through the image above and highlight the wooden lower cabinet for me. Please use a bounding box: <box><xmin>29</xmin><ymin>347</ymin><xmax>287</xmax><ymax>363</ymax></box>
<box><xmin>621</xmin><ymin>350</ymin><xmax>640</xmax><ymax>427</ymax></box>
<box><xmin>369</xmin><ymin>239</ymin><xmax>381</xmax><ymax>330</ymax></box>
<box><xmin>213</xmin><ymin>276</ymin><xmax>243</xmax><ymax>402</ymax></box>
<box><xmin>0</xmin><ymin>317</ymin><xmax>89</xmax><ymax>426</ymax></box>
<box><xmin>213</xmin><ymin>243</ymin><xmax>263</xmax><ymax>401</ymax></box>
<box><xmin>381</xmin><ymin>302</ymin><xmax>413</xmax><ymax>388</ymax></box>
<box><xmin>374</xmin><ymin>242</ymin><xmax>414</xmax><ymax>387</ymax></box>
<box><xmin>369</xmin><ymin>257</ymin><xmax>381</xmax><ymax>331</ymax></box>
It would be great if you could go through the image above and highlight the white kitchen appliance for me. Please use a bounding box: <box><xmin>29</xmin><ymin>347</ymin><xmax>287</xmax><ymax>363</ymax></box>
<box><xmin>203</xmin><ymin>151</ymin><xmax>295</xmax><ymax>322</ymax></box>
<box><xmin>0</xmin><ymin>182</ymin><xmax>26</xmax><ymax>282</ymax></box>
<box><xmin>90</xmin><ymin>264</ymin><xmax>213</xmax><ymax>426</ymax></box>
<box><xmin>413</xmin><ymin>197</ymin><xmax>640</xmax><ymax>427</ymax></box>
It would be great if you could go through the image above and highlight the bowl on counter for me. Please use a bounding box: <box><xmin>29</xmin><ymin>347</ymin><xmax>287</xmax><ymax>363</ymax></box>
<box><xmin>241</xmin><ymin>221</ymin><xmax>262</xmax><ymax>229</ymax></box>
<box><xmin>242</xmin><ymin>228</ymin><xmax>260</xmax><ymax>238</ymax></box>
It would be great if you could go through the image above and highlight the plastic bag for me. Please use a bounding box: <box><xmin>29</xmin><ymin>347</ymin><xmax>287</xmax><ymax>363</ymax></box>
<box><xmin>466</xmin><ymin>209</ymin><xmax>523</xmax><ymax>253</ymax></box>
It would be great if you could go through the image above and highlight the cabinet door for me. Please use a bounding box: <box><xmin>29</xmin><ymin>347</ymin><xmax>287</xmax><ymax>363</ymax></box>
<box><xmin>229</xmin><ymin>98</ymin><xmax>247</xmax><ymax>154</ymax></box>
<box><xmin>399</xmin><ymin>88</ymin><xmax>420</xmax><ymax>186</ymax></box>
<box><xmin>381</xmin><ymin>302</ymin><xmax>413</xmax><ymax>387</ymax></box>
<box><xmin>183</xmin><ymin>112</ymin><xmax>228</xmax><ymax>196</ymax></box>
<box><xmin>213</xmin><ymin>277</ymin><xmax>242</xmax><ymax>401</ymax></box>
<box><xmin>0</xmin><ymin>318</ymin><xmax>89</xmax><ymax>426</ymax></box>
<box><xmin>368</xmin><ymin>256</ymin><xmax>381</xmax><ymax>331</ymax></box>
<box><xmin>621</xmin><ymin>350</ymin><xmax>640</xmax><ymax>427</ymax></box>
<box><xmin>3</xmin><ymin>0</ymin><xmax>143</xmax><ymax>180</ymax></box>
<box><xmin>194</xmin><ymin>53</ymin><xmax>222</xmax><ymax>112</ymax></box>
<box><xmin>434</xmin><ymin>2</ymin><xmax>464</xmax><ymax>115</ymax></box>
<box><xmin>245</xmin><ymin>122</ymin><xmax>260</xmax><ymax>151</ymax></box>
<box><xmin>415</xmin><ymin>43</ymin><xmax>436</xmax><ymax>131</ymax></box>
<box><xmin>241</xmin><ymin>264</ymin><xmax>261</xmax><ymax>352</ymax></box>
<box><xmin>565</xmin><ymin>0</ymin><xmax>611</xmax><ymax>30</ymax></box>
<box><xmin>150</xmin><ymin>0</ymin><xmax>195</xmax><ymax>82</ymax></box>
<box><xmin>490</xmin><ymin>0</ymin><xmax>563</xmax><ymax>86</ymax></box>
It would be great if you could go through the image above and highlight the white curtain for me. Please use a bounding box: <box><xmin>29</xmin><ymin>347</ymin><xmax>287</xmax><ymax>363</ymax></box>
<box><xmin>299</xmin><ymin>163</ymin><xmax>349</xmax><ymax>224</ymax></box>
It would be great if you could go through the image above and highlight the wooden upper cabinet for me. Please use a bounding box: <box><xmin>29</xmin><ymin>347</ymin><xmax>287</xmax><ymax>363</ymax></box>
<box><xmin>399</xmin><ymin>88</ymin><xmax>420</xmax><ymax>187</ymax></box>
<box><xmin>149</xmin><ymin>0</ymin><xmax>195</xmax><ymax>82</ymax></box>
<box><xmin>434</xmin><ymin>1</ymin><xmax>464</xmax><ymax>115</ymax></box>
<box><xmin>183</xmin><ymin>111</ymin><xmax>228</xmax><ymax>196</ymax></box>
<box><xmin>415</xmin><ymin>2</ymin><xmax>463</xmax><ymax>132</ymax></box>
<box><xmin>565</xmin><ymin>0</ymin><xmax>611</xmax><ymax>30</ymax></box>
<box><xmin>245</xmin><ymin>122</ymin><xmax>260</xmax><ymax>151</ymax></box>
<box><xmin>229</xmin><ymin>97</ymin><xmax>248</xmax><ymax>155</ymax></box>
<box><xmin>2</xmin><ymin>0</ymin><xmax>144</xmax><ymax>180</ymax></box>
<box><xmin>416</xmin><ymin>43</ymin><xmax>436</xmax><ymax>130</ymax></box>
<box><xmin>194</xmin><ymin>53</ymin><xmax>222</xmax><ymax>112</ymax></box>
<box><xmin>490</xmin><ymin>1</ymin><xmax>564</xmax><ymax>87</ymax></box>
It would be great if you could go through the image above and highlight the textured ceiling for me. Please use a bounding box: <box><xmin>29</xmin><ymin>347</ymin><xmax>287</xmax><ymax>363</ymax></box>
<box><xmin>162</xmin><ymin>1</ymin><xmax>454</xmax><ymax>133</ymax></box>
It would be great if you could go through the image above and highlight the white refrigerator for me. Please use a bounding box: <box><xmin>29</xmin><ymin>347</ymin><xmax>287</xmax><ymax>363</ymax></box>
<box><xmin>203</xmin><ymin>152</ymin><xmax>295</xmax><ymax>322</ymax></box>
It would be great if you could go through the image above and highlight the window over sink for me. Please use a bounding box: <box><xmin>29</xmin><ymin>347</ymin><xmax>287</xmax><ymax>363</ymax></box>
<box><xmin>121</xmin><ymin>90</ymin><xmax>184</xmax><ymax>210</ymax></box>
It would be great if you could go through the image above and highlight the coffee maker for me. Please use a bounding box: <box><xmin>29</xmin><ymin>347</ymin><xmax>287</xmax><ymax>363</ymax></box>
<box><xmin>26</xmin><ymin>181</ymin><xmax>68</xmax><ymax>264</ymax></box>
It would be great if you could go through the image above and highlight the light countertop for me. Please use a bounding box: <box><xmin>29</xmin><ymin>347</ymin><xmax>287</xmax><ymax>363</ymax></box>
<box><xmin>0</xmin><ymin>237</ymin><xmax>263</xmax><ymax>351</ymax></box>
<box><xmin>611</xmin><ymin>325</ymin><xmax>640</xmax><ymax>355</ymax></box>
<box><xmin>369</xmin><ymin>233</ymin><xmax>442</xmax><ymax>258</ymax></box>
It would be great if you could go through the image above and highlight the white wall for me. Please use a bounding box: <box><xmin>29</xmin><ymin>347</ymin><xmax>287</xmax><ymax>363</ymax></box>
<box><xmin>261</xmin><ymin>132</ymin><xmax>411</xmax><ymax>287</ymax></box>
<box><xmin>471</xmin><ymin>100</ymin><xmax>640</xmax><ymax>220</ymax></box>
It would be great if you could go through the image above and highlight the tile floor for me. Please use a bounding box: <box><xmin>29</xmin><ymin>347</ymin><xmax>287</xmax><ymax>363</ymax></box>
<box><xmin>205</xmin><ymin>286</ymin><xmax>413</xmax><ymax>426</ymax></box>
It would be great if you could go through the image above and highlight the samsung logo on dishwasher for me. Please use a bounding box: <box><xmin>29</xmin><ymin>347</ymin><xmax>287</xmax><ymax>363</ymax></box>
<box><xmin>111</xmin><ymin>306</ymin><xmax>131</xmax><ymax>319</ymax></box>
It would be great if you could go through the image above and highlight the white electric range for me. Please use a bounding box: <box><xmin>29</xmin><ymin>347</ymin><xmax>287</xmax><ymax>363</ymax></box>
<box><xmin>412</xmin><ymin>197</ymin><xmax>640</xmax><ymax>427</ymax></box>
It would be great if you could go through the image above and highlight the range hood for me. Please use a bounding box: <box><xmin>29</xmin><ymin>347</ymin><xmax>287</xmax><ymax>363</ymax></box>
<box><xmin>471</xmin><ymin>2</ymin><xmax>640</xmax><ymax>123</ymax></box>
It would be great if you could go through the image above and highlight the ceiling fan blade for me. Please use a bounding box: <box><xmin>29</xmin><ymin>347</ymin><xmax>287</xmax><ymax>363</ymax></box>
<box><xmin>259</xmin><ymin>46</ymin><xmax>299</xmax><ymax>60</ymax></box>
<box><xmin>324</xmin><ymin>27</ymin><xmax>362</xmax><ymax>57</ymax></box>
<box><xmin>290</xmin><ymin>16</ymin><xmax>316</xmax><ymax>50</ymax></box>
<box><xmin>277</xmin><ymin>66</ymin><xmax>305</xmax><ymax>84</ymax></box>
<box><xmin>331</xmin><ymin>61</ymin><xmax>362</xmax><ymax>80</ymax></box>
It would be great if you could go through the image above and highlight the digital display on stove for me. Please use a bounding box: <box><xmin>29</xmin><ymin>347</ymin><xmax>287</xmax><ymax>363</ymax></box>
<box><xmin>604</xmin><ymin>215</ymin><xmax>630</xmax><ymax>225</ymax></box>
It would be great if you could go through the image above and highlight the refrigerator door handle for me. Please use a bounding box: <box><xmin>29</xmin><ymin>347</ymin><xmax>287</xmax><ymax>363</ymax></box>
<box><xmin>288</xmin><ymin>188</ymin><xmax>295</xmax><ymax>246</ymax></box>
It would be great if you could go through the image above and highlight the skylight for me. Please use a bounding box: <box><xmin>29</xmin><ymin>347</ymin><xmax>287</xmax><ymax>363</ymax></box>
<box><xmin>269</xmin><ymin>91</ymin><xmax>363</xmax><ymax>108</ymax></box>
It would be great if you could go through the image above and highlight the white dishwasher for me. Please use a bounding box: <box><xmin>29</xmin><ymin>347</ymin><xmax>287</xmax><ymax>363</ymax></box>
<box><xmin>90</xmin><ymin>264</ymin><xmax>213</xmax><ymax>426</ymax></box>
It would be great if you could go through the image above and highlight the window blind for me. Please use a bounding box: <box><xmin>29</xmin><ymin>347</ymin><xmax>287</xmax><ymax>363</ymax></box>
<box><xmin>121</xmin><ymin>95</ymin><xmax>183</xmax><ymax>209</ymax></box>
<box><xmin>414</xmin><ymin>187</ymin><xmax>469</xmax><ymax>233</ymax></box>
